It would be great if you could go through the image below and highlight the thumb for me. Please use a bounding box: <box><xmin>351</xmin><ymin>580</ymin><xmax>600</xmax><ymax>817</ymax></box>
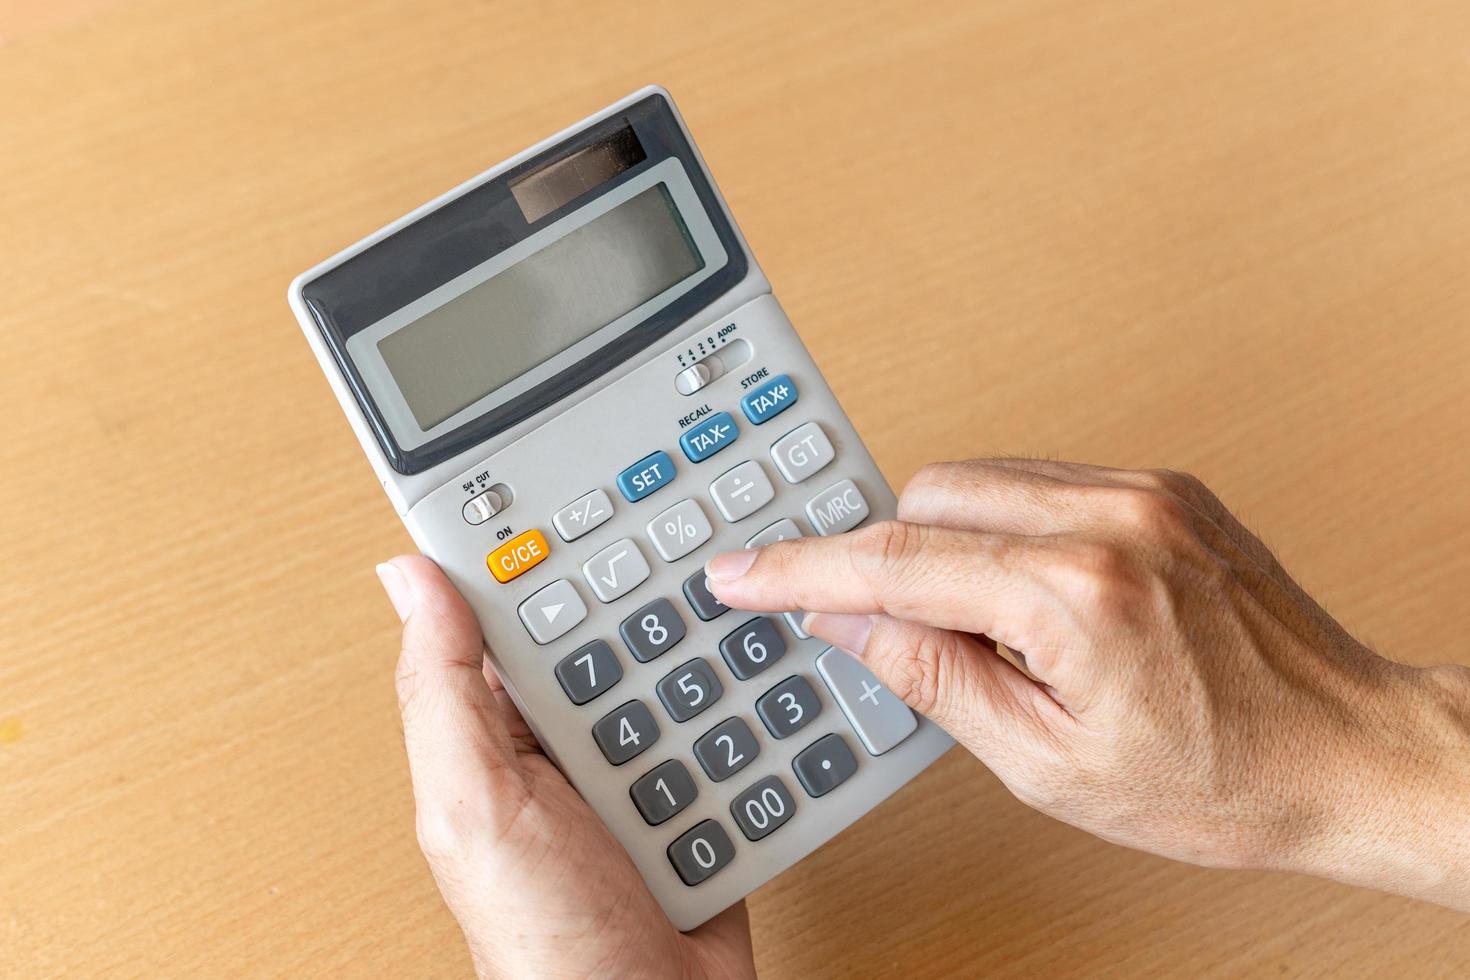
<box><xmin>378</xmin><ymin>555</ymin><xmax>526</xmax><ymax>849</ymax></box>
<box><xmin>802</xmin><ymin>612</ymin><xmax>1058</xmax><ymax>753</ymax></box>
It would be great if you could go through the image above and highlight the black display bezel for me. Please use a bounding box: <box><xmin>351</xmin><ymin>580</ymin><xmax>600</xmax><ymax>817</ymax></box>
<box><xmin>299</xmin><ymin>94</ymin><xmax>748</xmax><ymax>476</ymax></box>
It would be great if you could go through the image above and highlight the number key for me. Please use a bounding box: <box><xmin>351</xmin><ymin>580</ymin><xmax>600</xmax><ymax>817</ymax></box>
<box><xmin>729</xmin><ymin>775</ymin><xmax>797</xmax><ymax>842</ymax></box>
<box><xmin>592</xmin><ymin>700</ymin><xmax>660</xmax><ymax>765</ymax></box>
<box><xmin>668</xmin><ymin>819</ymin><xmax>737</xmax><ymax>886</ymax></box>
<box><xmin>755</xmin><ymin>675</ymin><xmax>821</xmax><ymax>738</ymax></box>
<box><xmin>629</xmin><ymin>760</ymin><xmax>698</xmax><ymax>826</ymax></box>
<box><xmin>693</xmin><ymin>717</ymin><xmax>759</xmax><ymax>782</ymax></box>
<box><xmin>619</xmin><ymin>597</ymin><xmax>687</xmax><ymax>663</ymax></box>
<box><xmin>655</xmin><ymin>658</ymin><xmax>724</xmax><ymax>722</ymax></box>
<box><xmin>718</xmin><ymin>617</ymin><xmax>786</xmax><ymax>680</ymax></box>
<box><xmin>554</xmin><ymin>639</ymin><xmax>622</xmax><ymax>705</ymax></box>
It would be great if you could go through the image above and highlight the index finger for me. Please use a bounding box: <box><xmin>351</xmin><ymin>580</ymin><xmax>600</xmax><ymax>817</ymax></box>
<box><xmin>703</xmin><ymin>521</ymin><xmax>1049</xmax><ymax>651</ymax></box>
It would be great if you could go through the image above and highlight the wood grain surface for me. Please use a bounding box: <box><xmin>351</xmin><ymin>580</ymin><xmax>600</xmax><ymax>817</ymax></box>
<box><xmin>2</xmin><ymin>0</ymin><xmax>1468</xmax><ymax>976</ymax></box>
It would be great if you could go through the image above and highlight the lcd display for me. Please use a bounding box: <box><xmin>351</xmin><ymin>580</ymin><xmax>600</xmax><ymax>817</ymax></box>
<box><xmin>377</xmin><ymin>184</ymin><xmax>703</xmax><ymax>429</ymax></box>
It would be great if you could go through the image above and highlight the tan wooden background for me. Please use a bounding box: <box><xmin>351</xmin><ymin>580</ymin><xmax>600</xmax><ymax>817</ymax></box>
<box><xmin>2</xmin><ymin>0</ymin><xmax>1468</xmax><ymax>976</ymax></box>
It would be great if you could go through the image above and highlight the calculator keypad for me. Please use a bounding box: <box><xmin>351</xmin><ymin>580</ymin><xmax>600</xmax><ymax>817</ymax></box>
<box><xmin>554</xmin><ymin>639</ymin><xmax>622</xmax><ymax>704</ymax></box>
<box><xmin>479</xmin><ymin>359</ymin><xmax>919</xmax><ymax>897</ymax></box>
<box><xmin>583</xmin><ymin>538</ymin><xmax>651</xmax><ymax>602</ymax></box>
<box><xmin>619</xmin><ymin>597</ymin><xmax>687</xmax><ymax>662</ymax></box>
<box><xmin>729</xmin><ymin>775</ymin><xmax>797</xmax><ymax>841</ymax></box>
<box><xmin>668</xmin><ymin>819</ymin><xmax>737</xmax><ymax>885</ymax></box>
<box><xmin>693</xmin><ymin>717</ymin><xmax>760</xmax><ymax>782</ymax></box>
<box><xmin>592</xmin><ymin>700</ymin><xmax>661</xmax><ymax>765</ymax></box>
<box><xmin>709</xmin><ymin>460</ymin><xmax>775</xmax><ymax>522</ymax></box>
<box><xmin>755</xmin><ymin>675</ymin><xmax>821</xmax><ymax>739</ymax></box>
<box><xmin>630</xmin><ymin>760</ymin><xmax>699</xmax><ymax>826</ymax></box>
<box><xmin>718</xmin><ymin>617</ymin><xmax>787</xmax><ymax>681</ymax></box>
<box><xmin>655</xmin><ymin>658</ymin><xmax>724</xmax><ymax>722</ymax></box>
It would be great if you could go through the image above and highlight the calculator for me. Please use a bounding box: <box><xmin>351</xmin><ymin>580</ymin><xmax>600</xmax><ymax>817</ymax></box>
<box><xmin>288</xmin><ymin>86</ymin><xmax>953</xmax><ymax>931</ymax></box>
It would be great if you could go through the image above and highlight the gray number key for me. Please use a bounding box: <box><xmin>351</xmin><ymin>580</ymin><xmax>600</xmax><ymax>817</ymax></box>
<box><xmin>693</xmin><ymin>717</ymin><xmax>759</xmax><ymax>782</ymax></box>
<box><xmin>815</xmin><ymin>647</ymin><xmax>917</xmax><ymax>755</ymax></box>
<box><xmin>554</xmin><ymin>639</ymin><xmax>622</xmax><ymax>705</ymax></box>
<box><xmin>592</xmin><ymin>700</ymin><xmax>660</xmax><ymax>765</ymax></box>
<box><xmin>655</xmin><ymin>658</ymin><xmax>724</xmax><ymax>722</ymax></box>
<box><xmin>629</xmin><ymin>760</ymin><xmax>698</xmax><ymax>826</ymax></box>
<box><xmin>755</xmin><ymin>675</ymin><xmax>821</xmax><ymax>738</ymax></box>
<box><xmin>792</xmin><ymin>733</ymin><xmax>859</xmax><ymax>797</ymax></box>
<box><xmin>729</xmin><ymin>775</ymin><xmax>796</xmax><ymax>842</ymax></box>
<box><xmin>667</xmin><ymin>819</ymin><xmax>737</xmax><ymax>886</ymax></box>
<box><xmin>718</xmin><ymin>617</ymin><xmax>786</xmax><ymax>681</ymax></box>
<box><xmin>804</xmin><ymin>478</ymin><xmax>870</xmax><ymax>536</ymax></box>
<box><xmin>619</xmin><ymin>597</ymin><xmax>687</xmax><ymax>663</ymax></box>
<box><xmin>682</xmin><ymin>569</ymin><xmax>729</xmax><ymax>621</ymax></box>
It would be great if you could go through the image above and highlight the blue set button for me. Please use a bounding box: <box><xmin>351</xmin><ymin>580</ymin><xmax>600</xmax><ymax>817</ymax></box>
<box><xmin>678</xmin><ymin>411</ymin><xmax>739</xmax><ymax>463</ymax></box>
<box><xmin>740</xmin><ymin>374</ymin><xmax>798</xmax><ymax>424</ymax></box>
<box><xmin>617</xmin><ymin>451</ymin><xmax>676</xmax><ymax>502</ymax></box>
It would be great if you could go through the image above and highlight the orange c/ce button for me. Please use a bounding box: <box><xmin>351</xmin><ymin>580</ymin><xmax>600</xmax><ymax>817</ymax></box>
<box><xmin>487</xmin><ymin>529</ymin><xmax>550</xmax><ymax>583</ymax></box>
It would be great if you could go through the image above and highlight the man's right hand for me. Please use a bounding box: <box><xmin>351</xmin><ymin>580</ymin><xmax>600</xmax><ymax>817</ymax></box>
<box><xmin>704</xmin><ymin>459</ymin><xmax>1470</xmax><ymax>911</ymax></box>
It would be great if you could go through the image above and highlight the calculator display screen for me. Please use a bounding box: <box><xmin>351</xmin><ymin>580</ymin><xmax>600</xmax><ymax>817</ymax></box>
<box><xmin>378</xmin><ymin>184</ymin><xmax>703</xmax><ymax>430</ymax></box>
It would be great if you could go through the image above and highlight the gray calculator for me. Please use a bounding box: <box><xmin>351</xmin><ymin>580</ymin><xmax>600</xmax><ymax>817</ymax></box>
<box><xmin>288</xmin><ymin>86</ymin><xmax>952</xmax><ymax>931</ymax></box>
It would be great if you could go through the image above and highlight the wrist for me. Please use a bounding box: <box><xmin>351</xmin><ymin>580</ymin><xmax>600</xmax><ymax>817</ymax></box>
<box><xmin>1290</xmin><ymin>660</ymin><xmax>1470</xmax><ymax>909</ymax></box>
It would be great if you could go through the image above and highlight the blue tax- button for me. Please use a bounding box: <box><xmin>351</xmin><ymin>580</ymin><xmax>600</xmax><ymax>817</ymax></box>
<box><xmin>617</xmin><ymin>451</ymin><xmax>676</xmax><ymax>502</ymax></box>
<box><xmin>740</xmin><ymin>374</ymin><xmax>798</xmax><ymax>424</ymax></box>
<box><xmin>678</xmin><ymin>411</ymin><xmax>739</xmax><ymax>463</ymax></box>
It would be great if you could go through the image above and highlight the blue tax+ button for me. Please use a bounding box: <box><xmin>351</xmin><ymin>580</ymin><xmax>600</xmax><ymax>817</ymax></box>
<box><xmin>678</xmin><ymin>411</ymin><xmax>739</xmax><ymax>462</ymax></box>
<box><xmin>740</xmin><ymin>374</ymin><xmax>798</xmax><ymax>424</ymax></box>
<box><xmin>617</xmin><ymin>451</ymin><xmax>676</xmax><ymax>502</ymax></box>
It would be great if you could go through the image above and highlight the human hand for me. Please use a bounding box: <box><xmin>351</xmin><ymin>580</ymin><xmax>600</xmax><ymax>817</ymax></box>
<box><xmin>377</xmin><ymin>555</ymin><xmax>757</xmax><ymax>979</ymax></box>
<box><xmin>703</xmin><ymin>459</ymin><xmax>1470</xmax><ymax>910</ymax></box>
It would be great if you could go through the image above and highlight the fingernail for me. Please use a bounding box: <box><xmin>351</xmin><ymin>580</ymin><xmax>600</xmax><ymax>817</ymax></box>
<box><xmin>802</xmin><ymin>613</ymin><xmax>873</xmax><ymax>657</ymax></box>
<box><xmin>704</xmin><ymin>549</ymin><xmax>758</xmax><ymax>583</ymax></box>
<box><xmin>376</xmin><ymin>562</ymin><xmax>413</xmax><ymax>622</ymax></box>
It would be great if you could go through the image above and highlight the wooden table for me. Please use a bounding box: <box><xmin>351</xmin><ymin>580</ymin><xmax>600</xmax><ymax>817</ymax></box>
<box><xmin>3</xmin><ymin>0</ymin><xmax>1468</xmax><ymax>975</ymax></box>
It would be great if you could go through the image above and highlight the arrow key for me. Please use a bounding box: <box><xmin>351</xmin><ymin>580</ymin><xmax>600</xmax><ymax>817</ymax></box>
<box><xmin>518</xmin><ymin>579</ymin><xmax>587</xmax><ymax>644</ymax></box>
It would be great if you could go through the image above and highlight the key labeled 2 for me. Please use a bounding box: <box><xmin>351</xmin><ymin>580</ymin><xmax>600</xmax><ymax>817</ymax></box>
<box><xmin>718</xmin><ymin>617</ymin><xmax>786</xmax><ymax>680</ymax></box>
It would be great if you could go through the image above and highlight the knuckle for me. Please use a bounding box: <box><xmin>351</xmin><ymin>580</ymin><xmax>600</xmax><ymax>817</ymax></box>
<box><xmin>883</xmin><ymin>628</ymin><xmax>951</xmax><ymax>718</ymax></box>
<box><xmin>1106</xmin><ymin>486</ymin><xmax>1191</xmax><ymax>539</ymax></box>
<box><xmin>1052</xmin><ymin>540</ymin><xmax>1147</xmax><ymax>619</ymax></box>
<box><xmin>851</xmin><ymin>520</ymin><xmax>922</xmax><ymax>582</ymax></box>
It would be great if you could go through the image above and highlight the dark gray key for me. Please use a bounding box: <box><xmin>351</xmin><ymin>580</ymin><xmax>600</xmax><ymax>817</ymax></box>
<box><xmin>629</xmin><ymin>760</ymin><xmax>698</xmax><ymax>826</ymax></box>
<box><xmin>591</xmin><ymin>700</ymin><xmax>660</xmax><ymax>765</ymax></box>
<box><xmin>682</xmin><ymin>569</ymin><xmax>729</xmax><ymax>621</ymax></box>
<box><xmin>755</xmin><ymin>675</ymin><xmax>821</xmax><ymax>739</ymax></box>
<box><xmin>729</xmin><ymin>775</ymin><xmax>797</xmax><ymax>841</ymax></box>
<box><xmin>792</xmin><ymin>733</ymin><xmax>859</xmax><ymax>798</ymax></box>
<box><xmin>693</xmin><ymin>717</ymin><xmax>759</xmax><ymax>782</ymax></box>
<box><xmin>619</xmin><ymin>597</ymin><xmax>686</xmax><ymax>663</ymax></box>
<box><xmin>718</xmin><ymin>617</ymin><xmax>786</xmax><ymax>681</ymax></box>
<box><xmin>655</xmin><ymin>658</ymin><xmax>724</xmax><ymax>722</ymax></box>
<box><xmin>667</xmin><ymin>819</ymin><xmax>736</xmax><ymax>885</ymax></box>
<box><xmin>554</xmin><ymin>639</ymin><xmax>622</xmax><ymax>705</ymax></box>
